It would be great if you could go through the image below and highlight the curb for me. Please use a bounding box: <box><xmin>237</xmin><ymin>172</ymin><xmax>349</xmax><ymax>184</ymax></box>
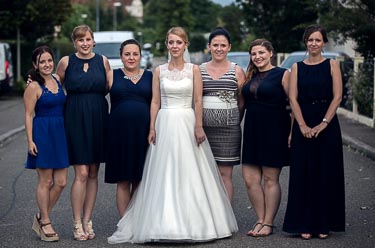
<box><xmin>341</xmin><ymin>133</ymin><xmax>375</xmax><ymax>161</ymax></box>
<box><xmin>0</xmin><ymin>125</ymin><xmax>25</xmax><ymax>144</ymax></box>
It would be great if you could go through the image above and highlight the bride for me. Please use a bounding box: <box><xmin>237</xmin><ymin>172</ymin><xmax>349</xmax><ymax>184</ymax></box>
<box><xmin>108</xmin><ymin>26</ymin><xmax>238</xmax><ymax>244</ymax></box>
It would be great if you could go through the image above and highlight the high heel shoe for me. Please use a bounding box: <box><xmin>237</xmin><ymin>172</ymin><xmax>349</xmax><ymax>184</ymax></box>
<box><xmin>32</xmin><ymin>213</ymin><xmax>41</xmax><ymax>237</ymax></box>
<box><xmin>39</xmin><ymin>222</ymin><xmax>59</xmax><ymax>242</ymax></box>
<box><xmin>73</xmin><ymin>220</ymin><xmax>88</xmax><ymax>241</ymax></box>
<box><xmin>83</xmin><ymin>219</ymin><xmax>95</xmax><ymax>240</ymax></box>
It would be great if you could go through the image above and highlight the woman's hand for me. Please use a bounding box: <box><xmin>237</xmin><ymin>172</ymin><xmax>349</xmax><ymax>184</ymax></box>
<box><xmin>28</xmin><ymin>142</ymin><xmax>38</xmax><ymax>156</ymax></box>
<box><xmin>299</xmin><ymin>124</ymin><xmax>315</xmax><ymax>139</ymax></box>
<box><xmin>311</xmin><ymin>122</ymin><xmax>328</xmax><ymax>137</ymax></box>
<box><xmin>148</xmin><ymin>129</ymin><xmax>156</xmax><ymax>145</ymax></box>
<box><xmin>195</xmin><ymin>126</ymin><xmax>206</xmax><ymax>146</ymax></box>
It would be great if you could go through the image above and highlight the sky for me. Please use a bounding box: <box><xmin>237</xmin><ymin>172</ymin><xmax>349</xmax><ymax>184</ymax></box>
<box><xmin>211</xmin><ymin>0</ymin><xmax>235</xmax><ymax>6</ymax></box>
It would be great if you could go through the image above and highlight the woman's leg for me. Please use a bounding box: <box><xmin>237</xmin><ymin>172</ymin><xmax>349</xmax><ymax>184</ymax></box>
<box><xmin>71</xmin><ymin>165</ymin><xmax>89</xmax><ymax>222</ymax></box>
<box><xmin>82</xmin><ymin>164</ymin><xmax>99</xmax><ymax>221</ymax></box>
<box><xmin>258</xmin><ymin>166</ymin><xmax>281</xmax><ymax>236</ymax></box>
<box><xmin>36</xmin><ymin>168</ymin><xmax>56</xmax><ymax>235</ymax></box>
<box><xmin>116</xmin><ymin>181</ymin><xmax>131</xmax><ymax>217</ymax></box>
<box><xmin>242</xmin><ymin>164</ymin><xmax>265</xmax><ymax>235</ymax></box>
<box><xmin>48</xmin><ymin>168</ymin><xmax>68</xmax><ymax>213</ymax></box>
<box><xmin>218</xmin><ymin>165</ymin><xmax>234</xmax><ymax>202</ymax></box>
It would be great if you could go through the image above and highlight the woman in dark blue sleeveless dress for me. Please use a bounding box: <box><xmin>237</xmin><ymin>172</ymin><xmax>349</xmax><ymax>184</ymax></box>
<box><xmin>241</xmin><ymin>39</ymin><xmax>290</xmax><ymax>237</ymax></box>
<box><xmin>56</xmin><ymin>25</ymin><xmax>111</xmax><ymax>241</ymax></box>
<box><xmin>105</xmin><ymin>39</ymin><xmax>152</xmax><ymax>217</ymax></box>
<box><xmin>283</xmin><ymin>24</ymin><xmax>345</xmax><ymax>240</ymax></box>
<box><xmin>24</xmin><ymin>46</ymin><xmax>69</xmax><ymax>242</ymax></box>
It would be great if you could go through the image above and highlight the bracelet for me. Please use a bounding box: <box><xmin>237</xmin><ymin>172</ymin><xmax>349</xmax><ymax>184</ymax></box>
<box><xmin>322</xmin><ymin>118</ymin><xmax>329</xmax><ymax>124</ymax></box>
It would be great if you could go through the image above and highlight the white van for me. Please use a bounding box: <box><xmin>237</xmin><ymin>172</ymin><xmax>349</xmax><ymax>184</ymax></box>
<box><xmin>0</xmin><ymin>42</ymin><xmax>14</xmax><ymax>95</ymax></box>
<box><xmin>93</xmin><ymin>31</ymin><xmax>134</xmax><ymax>69</ymax></box>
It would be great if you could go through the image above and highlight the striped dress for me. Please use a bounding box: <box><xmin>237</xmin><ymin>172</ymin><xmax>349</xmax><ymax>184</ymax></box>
<box><xmin>200</xmin><ymin>62</ymin><xmax>241</xmax><ymax>166</ymax></box>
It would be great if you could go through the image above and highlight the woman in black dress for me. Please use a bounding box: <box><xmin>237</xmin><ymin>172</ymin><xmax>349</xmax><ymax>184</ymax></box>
<box><xmin>56</xmin><ymin>25</ymin><xmax>111</xmax><ymax>241</ymax></box>
<box><xmin>241</xmin><ymin>39</ymin><xmax>290</xmax><ymax>237</ymax></box>
<box><xmin>105</xmin><ymin>39</ymin><xmax>152</xmax><ymax>217</ymax></box>
<box><xmin>283</xmin><ymin>24</ymin><xmax>345</xmax><ymax>240</ymax></box>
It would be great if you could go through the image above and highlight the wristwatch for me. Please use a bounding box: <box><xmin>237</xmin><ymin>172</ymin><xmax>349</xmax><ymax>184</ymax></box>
<box><xmin>322</xmin><ymin>118</ymin><xmax>329</xmax><ymax>124</ymax></box>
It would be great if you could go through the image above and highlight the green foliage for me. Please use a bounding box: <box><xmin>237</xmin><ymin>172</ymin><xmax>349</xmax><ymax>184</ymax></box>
<box><xmin>350</xmin><ymin>58</ymin><xmax>374</xmax><ymax>118</ymax></box>
<box><xmin>189</xmin><ymin>35</ymin><xmax>207</xmax><ymax>52</ymax></box>
<box><xmin>0</xmin><ymin>0</ymin><xmax>72</xmax><ymax>42</ymax></box>
<box><xmin>60</xmin><ymin>4</ymin><xmax>95</xmax><ymax>39</ymax></box>
<box><xmin>237</xmin><ymin>0</ymin><xmax>318</xmax><ymax>53</ymax></box>
<box><xmin>318</xmin><ymin>0</ymin><xmax>375</xmax><ymax>58</ymax></box>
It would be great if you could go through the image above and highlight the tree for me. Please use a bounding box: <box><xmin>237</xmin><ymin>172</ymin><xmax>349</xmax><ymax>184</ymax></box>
<box><xmin>0</xmin><ymin>0</ymin><xmax>72</xmax><ymax>42</ymax></box>
<box><xmin>237</xmin><ymin>0</ymin><xmax>318</xmax><ymax>53</ymax></box>
<box><xmin>318</xmin><ymin>0</ymin><xmax>375</xmax><ymax>58</ymax></box>
<box><xmin>143</xmin><ymin>0</ymin><xmax>194</xmax><ymax>54</ymax></box>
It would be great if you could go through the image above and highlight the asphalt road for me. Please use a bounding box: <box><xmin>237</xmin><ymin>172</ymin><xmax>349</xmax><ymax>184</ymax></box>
<box><xmin>0</xmin><ymin>96</ymin><xmax>374</xmax><ymax>248</ymax></box>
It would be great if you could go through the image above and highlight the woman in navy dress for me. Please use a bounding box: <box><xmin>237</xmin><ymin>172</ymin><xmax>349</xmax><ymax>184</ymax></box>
<box><xmin>283</xmin><ymin>24</ymin><xmax>345</xmax><ymax>240</ymax></box>
<box><xmin>105</xmin><ymin>39</ymin><xmax>152</xmax><ymax>217</ymax></box>
<box><xmin>24</xmin><ymin>46</ymin><xmax>69</xmax><ymax>242</ymax></box>
<box><xmin>56</xmin><ymin>25</ymin><xmax>111</xmax><ymax>241</ymax></box>
<box><xmin>241</xmin><ymin>39</ymin><xmax>290</xmax><ymax>237</ymax></box>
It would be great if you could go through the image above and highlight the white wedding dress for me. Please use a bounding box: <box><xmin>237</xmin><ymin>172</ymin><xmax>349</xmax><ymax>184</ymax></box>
<box><xmin>108</xmin><ymin>63</ymin><xmax>238</xmax><ymax>244</ymax></box>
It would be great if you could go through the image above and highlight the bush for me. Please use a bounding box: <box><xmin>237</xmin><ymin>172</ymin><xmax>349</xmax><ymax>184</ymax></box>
<box><xmin>349</xmin><ymin>57</ymin><xmax>374</xmax><ymax>118</ymax></box>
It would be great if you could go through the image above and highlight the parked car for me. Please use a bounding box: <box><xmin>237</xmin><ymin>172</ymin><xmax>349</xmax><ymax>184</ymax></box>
<box><xmin>141</xmin><ymin>50</ymin><xmax>153</xmax><ymax>69</ymax></box>
<box><xmin>280</xmin><ymin>51</ymin><xmax>354</xmax><ymax>107</ymax></box>
<box><xmin>93</xmin><ymin>31</ymin><xmax>134</xmax><ymax>69</ymax></box>
<box><xmin>227</xmin><ymin>51</ymin><xmax>250</xmax><ymax>72</ymax></box>
<box><xmin>0</xmin><ymin>42</ymin><xmax>14</xmax><ymax>95</ymax></box>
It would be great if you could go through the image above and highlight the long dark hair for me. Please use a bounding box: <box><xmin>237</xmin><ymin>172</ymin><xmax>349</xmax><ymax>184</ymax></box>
<box><xmin>27</xmin><ymin>45</ymin><xmax>54</xmax><ymax>87</ymax></box>
<box><xmin>244</xmin><ymin>39</ymin><xmax>274</xmax><ymax>84</ymax></box>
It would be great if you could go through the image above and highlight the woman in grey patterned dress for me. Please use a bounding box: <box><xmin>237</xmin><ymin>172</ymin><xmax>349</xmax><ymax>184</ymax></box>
<box><xmin>200</xmin><ymin>27</ymin><xmax>245</xmax><ymax>202</ymax></box>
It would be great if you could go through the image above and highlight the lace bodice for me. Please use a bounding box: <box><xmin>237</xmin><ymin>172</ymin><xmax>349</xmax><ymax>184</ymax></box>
<box><xmin>159</xmin><ymin>63</ymin><xmax>194</xmax><ymax>109</ymax></box>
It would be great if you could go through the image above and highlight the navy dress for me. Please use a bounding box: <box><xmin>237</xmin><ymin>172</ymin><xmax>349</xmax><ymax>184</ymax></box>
<box><xmin>105</xmin><ymin>69</ymin><xmax>152</xmax><ymax>183</ymax></box>
<box><xmin>283</xmin><ymin>59</ymin><xmax>345</xmax><ymax>234</ymax></box>
<box><xmin>64</xmin><ymin>53</ymin><xmax>109</xmax><ymax>165</ymax></box>
<box><xmin>241</xmin><ymin>67</ymin><xmax>290</xmax><ymax>167</ymax></box>
<box><xmin>25</xmin><ymin>77</ymin><xmax>69</xmax><ymax>169</ymax></box>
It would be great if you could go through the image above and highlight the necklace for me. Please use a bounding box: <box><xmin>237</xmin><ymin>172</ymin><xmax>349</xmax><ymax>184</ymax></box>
<box><xmin>123</xmin><ymin>70</ymin><xmax>142</xmax><ymax>81</ymax></box>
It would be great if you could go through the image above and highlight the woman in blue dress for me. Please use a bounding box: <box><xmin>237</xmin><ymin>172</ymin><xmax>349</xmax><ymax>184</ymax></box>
<box><xmin>56</xmin><ymin>25</ymin><xmax>111</xmax><ymax>241</ymax></box>
<box><xmin>105</xmin><ymin>39</ymin><xmax>153</xmax><ymax>217</ymax></box>
<box><xmin>24</xmin><ymin>46</ymin><xmax>69</xmax><ymax>242</ymax></box>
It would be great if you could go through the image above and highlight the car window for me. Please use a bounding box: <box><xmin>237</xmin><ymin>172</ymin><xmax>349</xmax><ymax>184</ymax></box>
<box><xmin>93</xmin><ymin>43</ymin><xmax>122</xmax><ymax>59</ymax></box>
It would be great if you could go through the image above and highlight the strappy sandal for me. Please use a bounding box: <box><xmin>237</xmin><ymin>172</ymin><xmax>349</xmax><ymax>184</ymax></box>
<box><xmin>256</xmin><ymin>224</ymin><xmax>275</xmax><ymax>237</ymax></box>
<box><xmin>318</xmin><ymin>233</ymin><xmax>329</xmax><ymax>239</ymax></box>
<box><xmin>83</xmin><ymin>219</ymin><xmax>95</xmax><ymax>240</ymax></box>
<box><xmin>73</xmin><ymin>220</ymin><xmax>88</xmax><ymax>241</ymax></box>
<box><xmin>247</xmin><ymin>222</ymin><xmax>263</xmax><ymax>236</ymax></box>
<box><xmin>39</xmin><ymin>222</ymin><xmax>59</xmax><ymax>242</ymax></box>
<box><xmin>32</xmin><ymin>213</ymin><xmax>41</xmax><ymax>237</ymax></box>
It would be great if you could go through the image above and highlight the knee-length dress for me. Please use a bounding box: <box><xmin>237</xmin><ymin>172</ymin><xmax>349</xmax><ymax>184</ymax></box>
<box><xmin>107</xmin><ymin>63</ymin><xmax>237</xmax><ymax>244</ymax></box>
<box><xmin>25</xmin><ymin>77</ymin><xmax>69</xmax><ymax>169</ymax></box>
<box><xmin>64</xmin><ymin>53</ymin><xmax>109</xmax><ymax>165</ymax></box>
<box><xmin>241</xmin><ymin>67</ymin><xmax>290</xmax><ymax>167</ymax></box>
<box><xmin>200</xmin><ymin>62</ymin><xmax>241</xmax><ymax>165</ymax></box>
<box><xmin>105</xmin><ymin>69</ymin><xmax>152</xmax><ymax>183</ymax></box>
<box><xmin>283</xmin><ymin>59</ymin><xmax>345</xmax><ymax>234</ymax></box>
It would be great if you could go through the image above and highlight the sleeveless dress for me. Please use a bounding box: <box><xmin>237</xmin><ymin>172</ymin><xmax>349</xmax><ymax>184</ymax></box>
<box><xmin>107</xmin><ymin>63</ymin><xmax>238</xmax><ymax>244</ymax></box>
<box><xmin>283</xmin><ymin>59</ymin><xmax>345</xmax><ymax>234</ymax></box>
<box><xmin>241</xmin><ymin>67</ymin><xmax>290</xmax><ymax>167</ymax></box>
<box><xmin>64</xmin><ymin>53</ymin><xmax>109</xmax><ymax>165</ymax></box>
<box><xmin>105</xmin><ymin>69</ymin><xmax>153</xmax><ymax>183</ymax></box>
<box><xmin>25</xmin><ymin>77</ymin><xmax>69</xmax><ymax>169</ymax></box>
<box><xmin>200</xmin><ymin>62</ymin><xmax>241</xmax><ymax>165</ymax></box>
